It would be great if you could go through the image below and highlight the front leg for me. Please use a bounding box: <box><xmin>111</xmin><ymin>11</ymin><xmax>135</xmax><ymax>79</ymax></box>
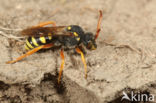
<box><xmin>75</xmin><ymin>47</ymin><xmax>87</xmax><ymax>79</ymax></box>
<box><xmin>73</xmin><ymin>45</ymin><xmax>86</xmax><ymax>55</ymax></box>
<box><xmin>77</xmin><ymin>45</ymin><xmax>86</xmax><ymax>54</ymax></box>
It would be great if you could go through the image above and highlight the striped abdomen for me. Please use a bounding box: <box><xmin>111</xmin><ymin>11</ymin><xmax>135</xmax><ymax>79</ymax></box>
<box><xmin>25</xmin><ymin>36</ymin><xmax>52</xmax><ymax>50</ymax></box>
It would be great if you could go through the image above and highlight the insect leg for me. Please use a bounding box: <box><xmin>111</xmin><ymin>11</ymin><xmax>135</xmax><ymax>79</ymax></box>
<box><xmin>32</xmin><ymin>21</ymin><xmax>56</xmax><ymax>28</ymax></box>
<box><xmin>38</xmin><ymin>21</ymin><xmax>56</xmax><ymax>27</ymax></box>
<box><xmin>58</xmin><ymin>48</ymin><xmax>65</xmax><ymax>84</ymax></box>
<box><xmin>6</xmin><ymin>43</ymin><xmax>53</xmax><ymax>64</ymax></box>
<box><xmin>75</xmin><ymin>48</ymin><xmax>87</xmax><ymax>79</ymax></box>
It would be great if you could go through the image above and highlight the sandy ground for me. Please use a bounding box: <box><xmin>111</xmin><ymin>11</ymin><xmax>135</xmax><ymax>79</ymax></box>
<box><xmin>0</xmin><ymin>0</ymin><xmax>156</xmax><ymax>103</ymax></box>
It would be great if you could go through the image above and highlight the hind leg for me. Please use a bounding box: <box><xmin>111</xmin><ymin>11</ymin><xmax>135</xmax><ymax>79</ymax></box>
<box><xmin>6</xmin><ymin>43</ymin><xmax>53</xmax><ymax>64</ymax></box>
<box><xmin>32</xmin><ymin>21</ymin><xmax>56</xmax><ymax>28</ymax></box>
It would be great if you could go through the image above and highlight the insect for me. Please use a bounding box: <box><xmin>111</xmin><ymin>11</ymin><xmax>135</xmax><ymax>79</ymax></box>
<box><xmin>6</xmin><ymin>10</ymin><xmax>103</xmax><ymax>83</ymax></box>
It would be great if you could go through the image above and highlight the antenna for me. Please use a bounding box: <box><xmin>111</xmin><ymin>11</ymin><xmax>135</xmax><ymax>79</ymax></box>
<box><xmin>95</xmin><ymin>10</ymin><xmax>103</xmax><ymax>40</ymax></box>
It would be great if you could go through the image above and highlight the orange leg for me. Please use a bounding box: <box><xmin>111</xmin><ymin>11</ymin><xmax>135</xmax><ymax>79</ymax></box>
<box><xmin>6</xmin><ymin>43</ymin><xmax>53</xmax><ymax>64</ymax></box>
<box><xmin>32</xmin><ymin>21</ymin><xmax>56</xmax><ymax>28</ymax></box>
<box><xmin>75</xmin><ymin>48</ymin><xmax>87</xmax><ymax>79</ymax></box>
<box><xmin>58</xmin><ymin>49</ymin><xmax>65</xmax><ymax>84</ymax></box>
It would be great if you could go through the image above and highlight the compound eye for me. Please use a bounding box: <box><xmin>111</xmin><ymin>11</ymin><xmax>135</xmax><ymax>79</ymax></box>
<box><xmin>85</xmin><ymin>32</ymin><xmax>94</xmax><ymax>40</ymax></box>
<box><xmin>86</xmin><ymin>35</ymin><xmax>93</xmax><ymax>42</ymax></box>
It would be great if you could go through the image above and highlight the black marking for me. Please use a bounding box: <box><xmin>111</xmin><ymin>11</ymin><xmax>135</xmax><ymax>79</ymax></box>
<box><xmin>27</xmin><ymin>37</ymin><xmax>36</xmax><ymax>48</ymax></box>
<box><xmin>25</xmin><ymin>43</ymin><xmax>31</xmax><ymax>50</ymax></box>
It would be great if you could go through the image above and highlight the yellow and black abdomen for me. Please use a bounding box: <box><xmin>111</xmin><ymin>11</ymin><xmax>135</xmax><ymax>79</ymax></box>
<box><xmin>25</xmin><ymin>36</ymin><xmax>52</xmax><ymax>50</ymax></box>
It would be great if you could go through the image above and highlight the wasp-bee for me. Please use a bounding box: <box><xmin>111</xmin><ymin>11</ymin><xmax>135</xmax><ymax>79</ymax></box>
<box><xmin>6</xmin><ymin>10</ymin><xmax>103</xmax><ymax>83</ymax></box>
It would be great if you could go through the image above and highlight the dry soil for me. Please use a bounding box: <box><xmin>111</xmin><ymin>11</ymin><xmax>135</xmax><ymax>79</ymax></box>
<box><xmin>0</xmin><ymin>0</ymin><xmax>156</xmax><ymax>103</ymax></box>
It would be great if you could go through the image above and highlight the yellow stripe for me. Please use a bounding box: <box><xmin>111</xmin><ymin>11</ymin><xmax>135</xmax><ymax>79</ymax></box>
<box><xmin>67</xmin><ymin>26</ymin><xmax>71</xmax><ymax>30</ymax></box>
<box><xmin>76</xmin><ymin>37</ymin><xmax>80</xmax><ymax>41</ymax></box>
<box><xmin>48</xmin><ymin>33</ymin><xmax>52</xmax><ymax>40</ymax></box>
<box><xmin>26</xmin><ymin>39</ymin><xmax>34</xmax><ymax>49</ymax></box>
<box><xmin>32</xmin><ymin>37</ymin><xmax>39</xmax><ymax>46</ymax></box>
<box><xmin>40</xmin><ymin>37</ymin><xmax>46</xmax><ymax>44</ymax></box>
<box><xmin>48</xmin><ymin>36</ymin><xmax>52</xmax><ymax>40</ymax></box>
<box><xmin>74</xmin><ymin>32</ymin><xmax>78</xmax><ymax>36</ymax></box>
<box><xmin>24</xmin><ymin>45</ymin><xmax>30</xmax><ymax>50</ymax></box>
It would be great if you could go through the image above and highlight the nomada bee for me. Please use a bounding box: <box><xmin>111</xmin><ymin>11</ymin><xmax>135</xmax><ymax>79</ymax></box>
<box><xmin>6</xmin><ymin>10</ymin><xmax>103</xmax><ymax>83</ymax></box>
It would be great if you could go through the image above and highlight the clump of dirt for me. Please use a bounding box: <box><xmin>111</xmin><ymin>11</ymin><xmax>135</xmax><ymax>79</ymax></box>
<box><xmin>0</xmin><ymin>73</ymin><xmax>99</xmax><ymax>103</ymax></box>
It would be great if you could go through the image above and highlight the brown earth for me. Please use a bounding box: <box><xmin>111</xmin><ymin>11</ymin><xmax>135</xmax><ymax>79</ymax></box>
<box><xmin>0</xmin><ymin>0</ymin><xmax>156</xmax><ymax>103</ymax></box>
